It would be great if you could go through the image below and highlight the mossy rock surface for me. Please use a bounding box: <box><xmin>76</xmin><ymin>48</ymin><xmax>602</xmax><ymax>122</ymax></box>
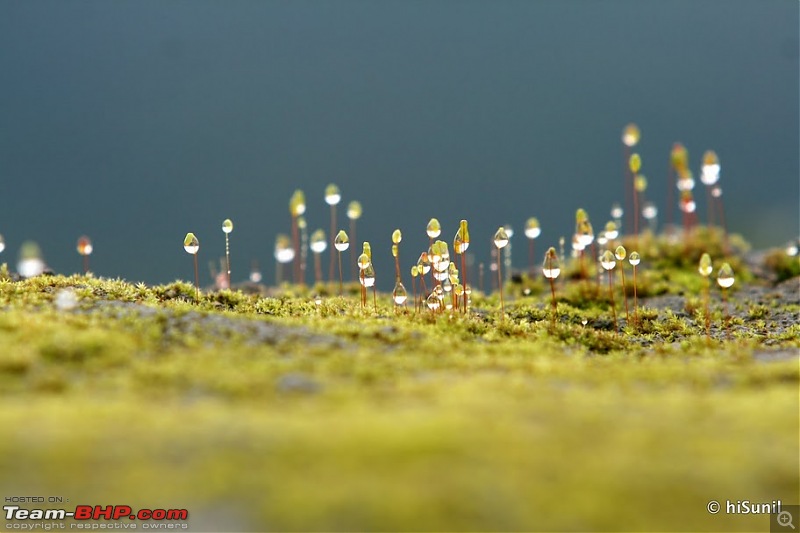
<box><xmin>0</xmin><ymin>242</ymin><xmax>798</xmax><ymax>531</ymax></box>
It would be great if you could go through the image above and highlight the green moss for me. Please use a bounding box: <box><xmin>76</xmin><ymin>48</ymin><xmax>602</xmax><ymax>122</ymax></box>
<box><xmin>0</xmin><ymin>243</ymin><xmax>797</xmax><ymax>532</ymax></box>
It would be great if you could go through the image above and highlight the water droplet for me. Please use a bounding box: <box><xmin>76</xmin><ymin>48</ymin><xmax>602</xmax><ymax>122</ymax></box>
<box><xmin>392</xmin><ymin>229</ymin><xmax>402</xmax><ymax>244</ymax></box>
<box><xmin>454</xmin><ymin>283</ymin><xmax>464</xmax><ymax>296</ymax></box>
<box><xmin>615</xmin><ymin>246</ymin><xmax>626</xmax><ymax>261</ymax></box>
<box><xmin>456</xmin><ymin>220</ymin><xmax>470</xmax><ymax>253</ymax></box>
<box><xmin>680</xmin><ymin>191</ymin><xmax>697</xmax><ymax>213</ymax></box>
<box><xmin>600</xmin><ymin>250</ymin><xmax>616</xmax><ymax>271</ymax></box>
<box><xmin>698</xmin><ymin>253</ymin><xmax>713</xmax><ymax>277</ymax></box>
<box><xmin>274</xmin><ymin>234</ymin><xmax>295</xmax><ymax>263</ymax></box>
<box><xmin>289</xmin><ymin>190</ymin><xmax>306</xmax><ymax>216</ymax></box>
<box><xmin>55</xmin><ymin>288</ymin><xmax>78</xmax><ymax>311</ymax></box>
<box><xmin>392</xmin><ymin>282</ymin><xmax>408</xmax><ymax>304</ymax></box>
<box><xmin>700</xmin><ymin>150</ymin><xmax>720</xmax><ymax>186</ymax></box>
<box><xmin>671</xmin><ymin>143</ymin><xmax>688</xmax><ymax>172</ymax></box>
<box><xmin>611</xmin><ymin>203</ymin><xmax>623</xmax><ymax>220</ymax></box>
<box><xmin>310</xmin><ymin>229</ymin><xmax>327</xmax><ymax>253</ymax></box>
<box><xmin>629</xmin><ymin>153</ymin><xmax>642</xmax><ymax>174</ymax></box>
<box><xmin>503</xmin><ymin>224</ymin><xmax>514</xmax><ymax>239</ymax></box>
<box><xmin>77</xmin><ymin>236</ymin><xmax>93</xmax><ymax>256</ymax></box>
<box><xmin>524</xmin><ymin>217</ymin><xmax>541</xmax><ymax>240</ymax></box>
<box><xmin>542</xmin><ymin>247</ymin><xmax>560</xmax><ymax>279</ymax></box>
<box><xmin>604</xmin><ymin>221</ymin><xmax>619</xmax><ymax>240</ymax></box>
<box><xmin>434</xmin><ymin>270</ymin><xmax>449</xmax><ymax>282</ymax></box>
<box><xmin>249</xmin><ymin>269</ymin><xmax>262</xmax><ymax>283</ymax></box>
<box><xmin>361</xmin><ymin>264</ymin><xmax>376</xmax><ymax>287</ymax></box>
<box><xmin>334</xmin><ymin>230</ymin><xmax>350</xmax><ymax>251</ymax></box>
<box><xmin>222</xmin><ymin>219</ymin><xmax>234</xmax><ymax>234</ymax></box>
<box><xmin>786</xmin><ymin>240</ymin><xmax>799</xmax><ymax>257</ymax></box>
<box><xmin>314</xmin><ymin>295</ymin><xmax>323</xmax><ymax>306</ymax></box>
<box><xmin>711</xmin><ymin>186</ymin><xmax>722</xmax><ymax>198</ymax></box>
<box><xmin>426</xmin><ymin>218</ymin><xmax>441</xmax><ymax>239</ymax></box>
<box><xmin>642</xmin><ymin>202</ymin><xmax>658</xmax><ymax>220</ymax></box>
<box><xmin>597</xmin><ymin>235</ymin><xmax>608</xmax><ymax>246</ymax></box>
<box><xmin>634</xmin><ymin>174</ymin><xmax>648</xmax><ymax>193</ymax></box>
<box><xmin>324</xmin><ymin>183</ymin><xmax>341</xmax><ymax>206</ymax></box>
<box><xmin>442</xmin><ymin>278</ymin><xmax>452</xmax><ymax>292</ymax></box>
<box><xmin>411</xmin><ymin>265</ymin><xmax>419</xmax><ymax>277</ymax></box>
<box><xmin>622</xmin><ymin>123</ymin><xmax>640</xmax><ymax>147</ymax></box>
<box><xmin>357</xmin><ymin>253</ymin><xmax>371</xmax><ymax>271</ymax></box>
<box><xmin>676</xmin><ymin>170</ymin><xmax>695</xmax><ymax>191</ymax></box>
<box><xmin>571</xmin><ymin>234</ymin><xmax>585</xmax><ymax>252</ymax></box>
<box><xmin>347</xmin><ymin>201</ymin><xmax>362</xmax><ymax>220</ymax></box>
<box><xmin>183</xmin><ymin>233</ymin><xmax>199</xmax><ymax>254</ymax></box>
<box><xmin>426</xmin><ymin>293</ymin><xmax>440</xmax><ymax>310</ymax></box>
<box><xmin>717</xmin><ymin>263</ymin><xmax>734</xmax><ymax>288</ymax></box>
<box><xmin>417</xmin><ymin>253</ymin><xmax>431</xmax><ymax>275</ymax></box>
<box><xmin>493</xmin><ymin>227</ymin><xmax>509</xmax><ymax>249</ymax></box>
<box><xmin>0</xmin><ymin>234</ymin><xmax>4</xmax><ymax>254</ymax></box>
<box><xmin>18</xmin><ymin>241</ymin><xmax>45</xmax><ymax>278</ymax></box>
<box><xmin>628</xmin><ymin>251</ymin><xmax>641</xmax><ymax>266</ymax></box>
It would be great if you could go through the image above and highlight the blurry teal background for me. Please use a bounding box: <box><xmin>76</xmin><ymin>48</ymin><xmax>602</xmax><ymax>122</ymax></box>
<box><xmin>0</xmin><ymin>0</ymin><xmax>797</xmax><ymax>286</ymax></box>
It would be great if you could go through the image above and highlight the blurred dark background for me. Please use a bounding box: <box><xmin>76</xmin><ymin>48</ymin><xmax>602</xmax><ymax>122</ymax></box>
<box><xmin>1</xmin><ymin>0</ymin><xmax>797</xmax><ymax>288</ymax></box>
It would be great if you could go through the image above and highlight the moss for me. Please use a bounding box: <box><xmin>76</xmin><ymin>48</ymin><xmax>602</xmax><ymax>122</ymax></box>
<box><xmin>0</xmin><ymin>235</ymin><xmax>797</xmax><ymax>532</ymax></box>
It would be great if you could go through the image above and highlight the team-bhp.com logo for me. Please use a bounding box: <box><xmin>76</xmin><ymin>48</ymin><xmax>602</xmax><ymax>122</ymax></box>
<box><xmin>5</xmin><ymin>505</ymin><xmax>189</xmax><ymax>521</ymax></box>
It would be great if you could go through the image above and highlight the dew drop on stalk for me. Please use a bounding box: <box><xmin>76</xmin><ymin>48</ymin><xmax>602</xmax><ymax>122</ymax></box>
<box><xmin>698</xmin><ymin>253</ymin><xmax>713</xmax><ymax>277</ymax></box>
<box><xmin>717</xmin><ymin>263</ymin><xmax>734</xmax><ymax>288</ymax></box>
<box><xmin>274</xmin><ymin>234</ymin><xmax>294</xmax><ymax>263</ymax></box>
<box><xmin>676</xmin><ymin>170</ymin><xmax>695</xmax><ymax>192</ymax></box>
<box><xmin>392</xmin><ymin>282</ymin><xmax>408</xmax><ymax>305</ymax></box>
<box><xmin>493</xmin><ymin>227</ymin><xmax>509</xmax><ymax>249</ymax></box>
<box><xmin>634</xmin><ymin>174</ymin><xmax>648</xmax><ymax>193</ymax></box>
<box><xmin>222</xmin><ymin>219</ymin><xmax>234</xmax><ymax>234</ymax></box>
<box><xmin>411</xmin><ymin>265</ymin><xmax>419</xmax><ymax>278</ymax></box>
<box><xmin>362</xmin><ymin>264</ymin><xmax>376</xmax><ymax>287</ymax></box>
<box><xmin>600</xmin><ymin>251</ymin><xmax>616</xmax><ymax>271</ymax></box>
<box><xmin>426</xmin><ymin>292</ymin><xmax>440</xmax><ymax>310</ymax></box>
<box><xmin>18</xmin><ymin>241</ymin><xmax>45</xmax><ymax>278</ymax></box>
<box><xmin>418</xmin><ymin>253</ymin><xmax>431</xmax><ymax>275</ymax></box>
<box><xmin>334</xmin><ymin>230</ymin><xmax>350</xmax><ymax>251</ymax></box>
<box><xmin>787</xmin><ymin>240</ymin><xmax>799</xmax><ymax>257</ymax></box>
<box><xmin>571</xmin><ymin>234</ymin><xmax>585</xmax><ymax>252</ymax></box>
<box><xmin>711</xmin><ymin>186</ymin><xmax>722</xmax><ymax>199</ymax></box>
<box><xmin>642</xmin><ymin>202</ymin><xmax>658</xmax><ymax>220</ymax></box>
<box><xmin>604</xmin><ymin>221</ymin><xmax>619</xmax><ymax>240</ymax></box>
<box><xmin>614</xmin><ymin>245</ymin><xmax>626</xmax><ymax>261</ymax></box>
<box><xmin>357</xmin><ymin>253</ymin><xmax>370</xmax><ymax>271</ymax></box>
<box><xmin>700</xmin><ymin>151</ymin><xmax>720</xmax><ymax>186</ymax></box>
<box><xmin>426</xmin><ymin>218</ymin><xmax>441</xmax><ymax>239</ymax></box>
<box><xmin>289</xmin><ymin>190</ymin><xmax>306</xmax><ymax>216</ymax></box>
<box><xmin>611</xmin><ymin>203</ymin><xmax>623</xmax><ymax>221</ymax></box>
<box><xmin>77</xmin><ymin>236</ymin><xmax>93</xmax><ymax>256</ymax></box>
<box><xmin>324</xmin><ymin>184</ymin><xmax>342</xmax><ymax>206</ymax></box>
<box><xmin>454</xmin><ymin>283</ymin><xmax>464</xmax><ymax>296</ymax></box>
<box><xmin>622</xmin><ymin>123</ymin><xmax>640</xmax><ymax>147</ymax></box>
<box><xmin>0</xmin><ymin>234</ymin><xmax>4</xmax><ymax>254</ymax></box>
<box><xmin>454</xmin><ymin>220</ymin><xmax>470</xmax><ymax>253</ymax></box>
<box><xmin>391</xmin><ymin>229</ymin><xmax>402</xmax><ymax>245</ymax></box>
<box><xmin>597</xmin><ymin>235</ymin><xmax>608</xmax><ymax>246</ymax></box>
<box><xmin>628</xmin><ymin>251</ymin><xmax>641</xmax><ymax>266</ymax></box>
<box><xmin>629</xmin><ymin>153</ymin><xmax>642</xmax><ymax>174</ymax></box>
<box><xmin>524</xmin><ymin>218</ymin><xmax>541</xmax><ymax>240</ymax></box>
<box><xmin>679</xmin><ymin>190</ymin><xmax>697</xmax><ymax>213</ymax></box>
<box><xmin>314</xmin><ymin>295</ymin><xmax>323</xmax><ymax>306</ymax></box>
<box><xmin>542</xmin><ymin>247</ymin><xmax>561</xmax><ymax>279</ymax></box>
<box><xmin>442</xmin><ymin>278</ymin><xmax>452</xmax><ymax>292</ymax></box>
<box><xmin>310</xmin><ymin>229</ymin><xmax>327</xmax><ymax>254</ymax></box>
<box><xmin>347</xmin><ymin>201</ymin><xmax>362</xmax><ymax>220</ymax></box>
<box><xmin>183</xmin><ymin>233</ymin><xmax>199</xmax><ymax>254</ymax></box>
